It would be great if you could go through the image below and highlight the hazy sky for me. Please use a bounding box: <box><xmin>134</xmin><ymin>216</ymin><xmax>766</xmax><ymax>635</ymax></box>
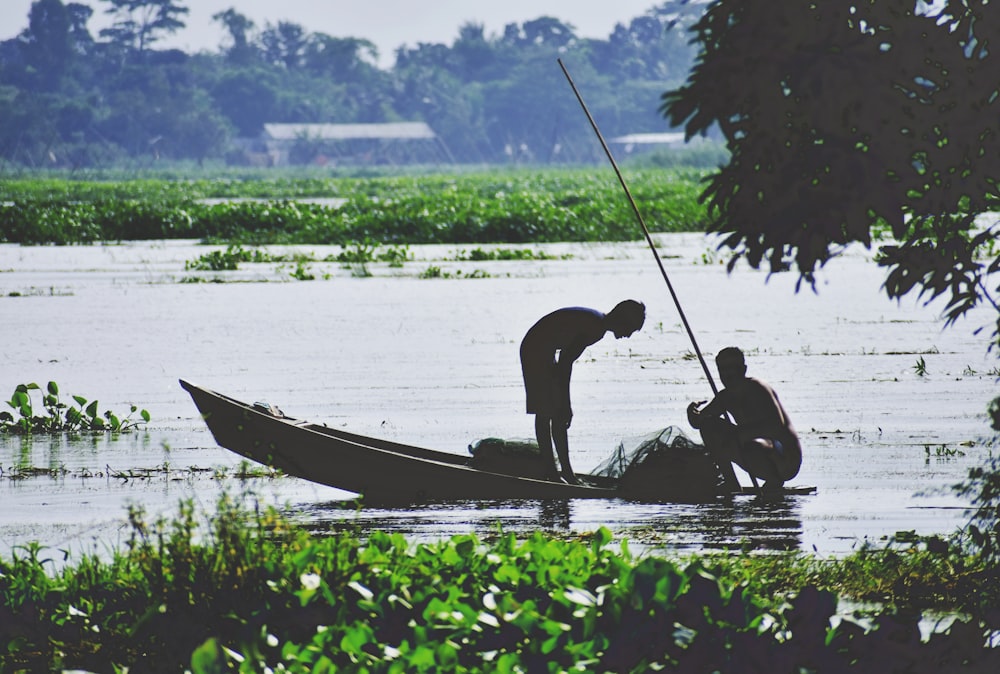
<box><xmin>1</xmin><ymin>0</ymin><xmax>660</xmax><ymax>68</ymax></box>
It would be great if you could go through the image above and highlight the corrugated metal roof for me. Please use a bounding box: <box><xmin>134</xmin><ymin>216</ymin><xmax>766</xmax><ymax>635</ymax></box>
<box><xmin>609</xmin><ymin>132</ymin><xmax>686</xmax><ymax>145</ymax></box>
<box><xmin>263</xmin><ymin>122</ymin><xmax>436</xmax><ymax>141</ymax></box>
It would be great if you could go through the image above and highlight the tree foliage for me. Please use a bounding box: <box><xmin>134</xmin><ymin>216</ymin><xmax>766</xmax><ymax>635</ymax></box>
<box><xmin>99</xmin><ymin>0</ymin><xmax>188</xmax><ymax>54</ymax></box>
<box><xmin>662</xmin><ymin>0</ymin><xmax>1000</xmax><ymax>348</ymax></box>
<box><xmin>0</xmin><ymin>1</ymin><xmax>702</xmax><ymax>167</ymax></box>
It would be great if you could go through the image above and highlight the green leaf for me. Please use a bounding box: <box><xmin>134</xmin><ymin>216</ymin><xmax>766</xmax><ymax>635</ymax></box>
<box><xmin>11</xmin><ymin>391</ymin><xmax>31</xmax><ymax>417</ymax></box>
<box><xmin>190</xmin><ymin>637</ymin><xmax>228</xmax><ymax>674</ymax></box>
<box><xmin>141</xmin><ymin>409</ymin><xmax>151</xmax><ymax>422</ymax></box>
<box><xmin>85</xmin><ymin>400</ymin><xmax>99</xmax><ymax>418</ymax></box>
<box><xmin>73</xmin><ymin>395</ymin><xmax>88</xmax><ymax>407</ymax></box>
<box><xmin>47</xmin><ymin>381</ymin><xmax>58</xmax><ymax>395</ymax></box>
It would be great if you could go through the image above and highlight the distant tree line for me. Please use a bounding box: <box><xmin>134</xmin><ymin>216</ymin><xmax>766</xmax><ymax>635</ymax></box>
<box><xmin>0</xmin><ymin>0</ymin><xmax>704</xmax><ymax>168</ymax></box>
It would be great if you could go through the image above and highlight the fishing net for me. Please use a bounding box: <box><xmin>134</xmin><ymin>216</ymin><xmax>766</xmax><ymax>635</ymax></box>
<box><xmin>591</xmin><ymin>426</ymin><xmax>707</xmax><ymax>478</ymax></box>
<box><xmin>591</xmin><ymin>426</ymin><xmax>725</xmax><ymax>502</ymax></box>
<box><xmin>469</xmin><ymin>426</ymin><xmax>725</xmax><ymax>500</ymax></box>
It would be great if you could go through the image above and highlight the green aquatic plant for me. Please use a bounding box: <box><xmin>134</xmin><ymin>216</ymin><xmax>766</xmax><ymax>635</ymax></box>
<box><xmin>376</xmin><ymin>244</ymin><xmax>411</xmax><ymax>267</ymax></box>
<box><xmin>957</xmin><ymin>455</ymin><xmax>1000</xmax><ymax>567</ymax></box>
<box><xmin>913</xmin><ymin>356</ymin><xmax>929</xmax><ymax>377</ymax></box>
<box><xmin>337</xmin><ymin>239</ymin><xmax>376</xmax><ymax>277</ymax></box>
<box><xmin>185</xmin><ymin>244</ymin><xmax>252</xmax><ymax>271</ymax></box>
<box><xmin>184</xmin><ymin>244</ymin><xmax>290</xmax><ymax>271</ymax></box>
<box><xmin>2</xmin><ymin>498</ymin><xmax>998</xmax><ymax>672</ymax></box>
<box><xmin>0</xmin><ymin>381</ymin><xmax>149</xmax><ymax>434</ymax></box>
<box><xmin>451</xmin><ymin>247</ymin><xmax>557</xmax><ymax>261</ymax></box>
<box><xmin>336</xmin><ymin>238</ymin><xmax>378</xmax><ymax>264</ymax></box>
<box><xmin>0</xmin><ymin>169</ymin><xmax>709</xmax><ymax>246</ymax></box>
<box><xmin>287</xmin><ymin>261</ymin><xmax>315</xmax><ymax>281</ymax></box>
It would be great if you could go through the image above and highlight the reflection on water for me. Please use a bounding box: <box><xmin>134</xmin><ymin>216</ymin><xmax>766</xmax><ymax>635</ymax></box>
<box><xmin>2</xmin><ymin>432</ymin><xmax>162</xmax><ymax>473</ymax></box>
<box><xmin>1</xmin><ymin>237</ymin><xmax>992</xmax><ymax>556</ymax></box>
<box><xmin>539</xmin><ymin>499</ymin><xmax>571</xmax><ymax>530</ymax></box>
<box><xmin>293</xmin><ymin>493</ymin><xmax>804</xmax><ymax>553</ymax></box>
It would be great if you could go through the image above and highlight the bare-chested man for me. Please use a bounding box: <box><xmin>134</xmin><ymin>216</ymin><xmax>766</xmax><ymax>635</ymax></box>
<box><xmin>520</xmin><ymin>300</ymin><xmax>645</xmax><ymax>484</ymax></box>
<box><xmin>687</xmin><ymin>347</ymin><xmax>801</xmax><ymax>492</ymax></box>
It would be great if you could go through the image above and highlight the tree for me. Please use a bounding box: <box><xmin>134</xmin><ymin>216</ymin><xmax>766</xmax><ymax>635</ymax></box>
<box><xmin>99</xmin><ymin>0</ymin><xmax>188</xmax><ymax>55</ymax></box>
<box><xmin>19</xmin><ymin>0</ymin><xmax>72</xmax><ymax>90</ymax></box>
<box><xmin>303</xmin><ymin>35</ymin><xmax>379</xmax><ymax>83</ymax></box>
<box><xmin>16</xmin><ymin>0</ymin><xmax>95</xmax><ymax>91</ymax></box>
<box><xmin>210</xmin><ymin>68</ymin><xmax>278</xmax><ymax>136</ymax></box>
<box><xmin>259</xmin><ymin>21</ymin><xmax>307</xmax><ymax>70</ymax></box>
<box><xmin>450</xmin><ymin>22</ymin><xmax>501</xmax><ymax>82</ymax></box>
<box><xmin>502</xmin><ymin>17</ymin><xmax>578</xmax><ymax>49</ymax></box>
<box><xmin>661</xmin><ymin>0</ymin><xmax>1000</xmax><ymax>351</ymax></box>
<box><xmin>212</xmin><ymin>7</ymin><xmax>256</xmax><ymax>65</ymax></box>
<box><xmin>588</xmin><ymin>2</ymin><xmax>701</xmax><ymax>83</ymax></box>
<box><xmin>393</xmin><ymin>47</ymin><xmax>488</xmax><ymax>162</ymax></box>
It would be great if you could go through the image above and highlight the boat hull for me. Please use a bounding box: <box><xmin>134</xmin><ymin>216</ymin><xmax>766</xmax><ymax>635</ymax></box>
<box><xmin>180</xmin><ymin>380</ymin><xmax>816</xmax><ymax>502</ymax></box>
<box><xmin>180</xmin><ymin>380</ymin><xmax>620</xmax><ymax>501</ymax></box>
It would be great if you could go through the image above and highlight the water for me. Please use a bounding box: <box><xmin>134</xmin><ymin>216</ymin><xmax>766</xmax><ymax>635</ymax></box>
<box><xmin>1</xmin><ymin>235</ymin><xmax>995</xmax><ymax>558</ymax></box>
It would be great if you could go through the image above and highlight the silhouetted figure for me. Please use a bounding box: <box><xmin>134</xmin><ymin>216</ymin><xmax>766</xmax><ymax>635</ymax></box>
<box><xmin>520</xmin><ymin>300</ymin><xmax>646</xmax><ymax>484</ymax></box>
<box><xmin>687</xmin><ymin>347</ymin><xmax>801</xmax><ymax>492</ymax></box>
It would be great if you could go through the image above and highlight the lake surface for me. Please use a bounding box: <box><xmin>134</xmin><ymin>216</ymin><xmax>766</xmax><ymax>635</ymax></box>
<box><xmin>1</xmin><ymin>235</ymin><xmax>996</xmax><ymax>559</ymax></box>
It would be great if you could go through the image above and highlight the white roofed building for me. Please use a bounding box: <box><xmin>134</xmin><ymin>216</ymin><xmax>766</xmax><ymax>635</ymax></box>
<box><xmin>259</xmin><ymin>122</ymin><xmax>450</xmax><ymax>166</ymax></box>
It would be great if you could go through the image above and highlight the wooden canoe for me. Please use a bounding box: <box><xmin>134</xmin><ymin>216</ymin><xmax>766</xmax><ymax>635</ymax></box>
<box><xmin>180</xmin><ymin>380</ymin><xmax>815</xmax><ymax>502</ymax></box>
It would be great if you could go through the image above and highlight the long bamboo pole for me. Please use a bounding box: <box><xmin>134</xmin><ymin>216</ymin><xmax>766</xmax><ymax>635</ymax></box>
<box><xmin>558</xmin><ymin>59</ymin><xmax>754</xmax><ymax>492</ymax></box>
<box><xmin>557</xmin><ymin>58</ymin><xmax>719</xmax><ymax>395</ymax></box>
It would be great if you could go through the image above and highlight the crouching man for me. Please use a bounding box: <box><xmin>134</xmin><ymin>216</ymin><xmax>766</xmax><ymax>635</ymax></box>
<box><xmin>687</xmin><ymin>347</ymin><xmax>801</xmax><ymax>492</ymax></box>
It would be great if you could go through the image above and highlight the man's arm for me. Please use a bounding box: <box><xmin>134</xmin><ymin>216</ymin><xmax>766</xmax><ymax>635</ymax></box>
<box><xmin>688</xmin><ymin>391</ymin><xmax>728</xmax><ymax>429</ymax></box>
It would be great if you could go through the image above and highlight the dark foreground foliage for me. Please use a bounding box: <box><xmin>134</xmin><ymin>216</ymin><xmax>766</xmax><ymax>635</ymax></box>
<box><xmin>2</xmin><ymin>497</ymin><xmax>999</xmax><ymax>673</ymax></box>
<box><xmin>662</xmin><ymin>0</ymin><xmax>1000</xmax><ymax>353</ymax></box>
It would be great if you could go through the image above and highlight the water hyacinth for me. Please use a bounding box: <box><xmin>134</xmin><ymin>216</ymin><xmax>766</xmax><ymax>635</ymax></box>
<box><xmin>1</xmin><ymin>381</ymin><xmax>149</xmax><ymax>434</ymax></box>
<box><xmin>3</xmin><ymin>497</ymin><xmax>998</xmax><ymax>672</ymax></box>
<box><xmin>0</xmin><ymin>170</ymin><xmax>709</xmax><ymax>246</ymax></box>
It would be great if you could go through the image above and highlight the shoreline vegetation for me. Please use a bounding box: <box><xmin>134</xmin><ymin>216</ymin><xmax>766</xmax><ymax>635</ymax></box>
<box><xmin>1</xmin><ymin>495</ymin><xmax>998</xmax><ymax>672</ymax></box>
<box><xmin>0</xmin><ymin>168</ymin><xmax>710</xmax><ymax>246</ymax></box>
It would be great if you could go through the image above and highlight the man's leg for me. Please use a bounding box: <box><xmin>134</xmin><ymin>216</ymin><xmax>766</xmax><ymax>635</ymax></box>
<box><xmin>740</xmin><ymin>439</ymin><xmax>784</xmax><ymax>491</ymax></box>
<box><xmin>535</xmin><ymin>416</ymin><xmax>559</xmax><ymax>479</ymax></box>
<box><xmin>551</xmin><ymin>420</ymin><xmax>578</xmax><ymax>484</ymax></box>
<box><xmin>697</xmin><ymin>417</ymin><xmax>741</xmax><ymax>491</ymax></box>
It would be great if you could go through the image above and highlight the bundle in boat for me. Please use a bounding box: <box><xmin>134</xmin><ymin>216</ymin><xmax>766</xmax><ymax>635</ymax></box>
<box><xmin>468</xmin><ymin>426</ymin><xmax>725</xmax><ymax>501</ymax></box>
<box><xmin>467</xmin><ymin>437</ymin><xmax>549</xmax><ymax>480</ymax></box>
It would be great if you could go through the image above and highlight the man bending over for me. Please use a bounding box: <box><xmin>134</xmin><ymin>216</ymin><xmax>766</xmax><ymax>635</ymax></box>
<box><xmin>520</xmin><ymin>300</ymin><xmax>646</xmax><ymax>484</ymax></box>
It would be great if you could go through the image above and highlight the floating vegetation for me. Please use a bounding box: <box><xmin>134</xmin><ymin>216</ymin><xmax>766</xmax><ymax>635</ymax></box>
<box><xmin>185</xmin><ymin>244</ymin><xmax>305</xmax><ymax>271</ymax></box>
<box><xmin>450</xmin><ymin>246</ymin><xmax>561</xmax><ymax>261</ymax></box>
<box><xmin>0</xmin><ymin>382</ymin><xmax>149</xmax><ymax>434</ymax></box>
<box><xmin>286</xmin><ymin>261</ymin><xmax>316</xmax><ymax>281</ymax></box>
<box><xmin>419</xmin><ymin>266</ymin><xmax>490</xmax><ymax>279</ymax></box>
<box><xmin>925</xmin><ymin>444</ymin><xmax>967</xmax><ymax>461</ymax></box>
<box><xmin>0</xmin><ymin>170</ymin><xmax>708</xmax><ymax>246</ymax></box>
<box><xmin>336</xmin><ymin>239</ymin><xmax>411</xmax><ymax>276</ymax></box>
<box><xmin>4</xmin><ymin>286</ymin><xmax>73</xmax><ymax>298</ymax></box>
<box><xmin>0</xmin><ymin>460</ymin><xmax>283</xmax><ymax>482</ymax></box>
<box><xmin>183</xmin><ymin>240</ymin><xmax>411</xmax><ymax>280</ymax></box>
